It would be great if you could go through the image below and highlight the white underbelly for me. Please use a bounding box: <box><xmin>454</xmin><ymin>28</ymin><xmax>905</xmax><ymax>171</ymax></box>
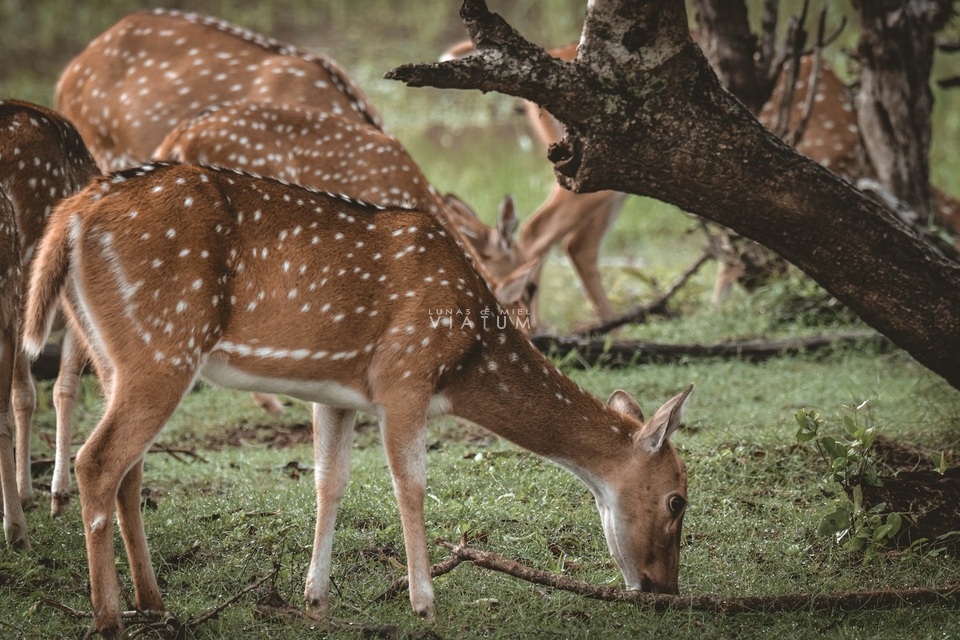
<box><xmin>198</xmin><ymin>357</ymin><xmax>453</xmax><ymax>419</ymax></box>
<box><xmin>199</xmin><ymin>357</ymin><xmax>377</xmax><ymax>412</ymax></box>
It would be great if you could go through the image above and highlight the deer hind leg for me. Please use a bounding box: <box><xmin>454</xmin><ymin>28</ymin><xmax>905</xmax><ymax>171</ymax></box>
<box><xmin>377</xmin><ymin>393</ymin><xmax>433</xmax><ymax>620</ymax></box>
<box><xmin>116</xmin><ymin>456</ymin><xmax>163</xmax><ymax>613</ymax></box>
<box><xmin>304</xmin><ymin>404</ymin><xmax>356</xmax><ymax>615</ymax></box>
<box><xmin>563</xmin><ymin>192</ymin><xmax>626</xmax><ymax>321</ymax></box>
<box><xmin>12</xmin><ymin>348</ymin><xmax>36</xmax><ymax>508</ymax></box>
<box><xmin>51</xmin><ymin>328</ymin><xmax>84</xmax><ymax>516</ymax></box>
<box><xmin>0</xmin><ymin>331</ymin><xmax>28</xmax><ymax>549</ymax></box>
<box><xmin>251</xmin><ymin>391</ymin><xmax>285</xmax><ymax>416</ymax></box>
<box><xmin>76</xmin><ymin>372</ymin><xmax>194</xmax><ymax>637</ymax></box>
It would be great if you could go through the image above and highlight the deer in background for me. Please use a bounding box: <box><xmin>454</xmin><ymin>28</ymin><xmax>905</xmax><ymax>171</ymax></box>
<box><xmin>445</xmin><ymin>40</ymin><xmax>960</xmax><ymax>323</ymax></box>
<box><xmin>0</xmin><ymin>100</ymin><xmax>101</xmax><ymax>524</ymax></box>
<box><xmin>0</xmin><ymin>188</ymin><xmax>25</xmax><ymax>548</ymax></box>
<box><xmin>24</xmin><ymin>162</ymin><xmax>694</xmax><ymax>637</ymax></box>
<box><xmin>56</xmin><ymin>9</ymin><xmax>382</xmax><ymax>171</ymax></box>
<box><xmin>57</xmin><ymin>8</ymin><xmax>534</xmax><ymax>327</ymax></box>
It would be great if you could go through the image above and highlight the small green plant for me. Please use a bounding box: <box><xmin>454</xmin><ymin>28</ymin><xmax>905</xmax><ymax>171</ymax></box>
<box><xmin>796</xmin><ymin>405</ymin><xmax>902</xmax><ymax>560</ymax></box>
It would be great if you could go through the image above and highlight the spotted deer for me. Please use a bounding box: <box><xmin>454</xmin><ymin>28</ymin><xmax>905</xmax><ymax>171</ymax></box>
<box><xmin>24</xmin><ymin>162</ymin><xmax>693</xmax><ymax>637</ymax></box>
<box><xmin>0</xmin><ymin>100</ymin><xmax>100</xmax><ymax>523</ymax></box>
<box><xmin>152</xmin><ymin>100</ymin><xmax>531</xmax><ymax>294</ymax></box>
<box><xmin>57</xmin><ymin>9</ymin><xmax>534</xmax><ymax>319</ymax></box>
<box><xmin>0</xmin><ymin>187</ymin><xmax>25</xmax><ymax>548</ymax></box>
<box><xmin>55</xmin><ymin>8</ymin><xmax>381</xmax><ymax>172</ymax></box>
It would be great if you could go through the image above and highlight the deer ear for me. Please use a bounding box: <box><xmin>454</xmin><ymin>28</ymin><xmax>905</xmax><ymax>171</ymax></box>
<box><xmin>443</xmin><ymin>193</ymin><xmax>479</xmax><ymax>220</ymax></box>
<box><xmin>496</xmin><ymin>195</ymin><xmax>518</xmax><ymax>251</ymax></box>
<box><xmin>607</xmin><ymin>389</ymin><xmax>644</xmax><ymax>422</ymax></box>
<box><xmin>633</xmin><ymin>384</ymin><xmax>694</xmax><ymax>453</ymax></box>
<box><xmin>493</xmin><ymin>256</ymin><xmax>541</xmax><ymax>305</ymax></box>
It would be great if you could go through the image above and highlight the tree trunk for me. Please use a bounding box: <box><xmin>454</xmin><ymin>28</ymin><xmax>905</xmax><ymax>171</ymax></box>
<box><xmin>691</xmin><ymin>0</ymin><xmax>769</xmax><ymax>114</ymax></box>
<box><xmin>854</xmin><ymin>0</ymin><xmax>944</xmax><ymax>220</ymax></box>
<box><xmin>386</xmin><ymin>0</ymin><xmax>960</xmax><ymax>391</ymax></box>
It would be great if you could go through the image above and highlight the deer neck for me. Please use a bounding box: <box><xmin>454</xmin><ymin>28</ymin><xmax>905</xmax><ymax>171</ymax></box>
<box><xmin>443</xmin><ymin>322</ymin><xmax>632</xmax><ymax>477</ymax></box>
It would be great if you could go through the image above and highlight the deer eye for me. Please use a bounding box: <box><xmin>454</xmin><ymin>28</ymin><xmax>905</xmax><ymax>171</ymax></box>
<box><xmin>668</xmin><ymin>494</ymin><xmax>686</xmax><ymax>516</ymax></box>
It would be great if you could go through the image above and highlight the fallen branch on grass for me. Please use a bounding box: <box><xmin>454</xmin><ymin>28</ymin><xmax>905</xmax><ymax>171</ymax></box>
<box><xmin>375</xmin><ymin>553</ymin><xmax>467</xmax><ymax>602</ymax></box>
<box><xmin>148</xmin><ymin>444</ymin><xmax>209</xmax><ymax>464</ymax></box>
<box><xmin>577</xmin><ymin>252</ymin><xmax>712</xmax><ymax>337</ymax></box>
<box><xmin>385</xmin><ymin>540</ymin><xmax>960</xmax><ymax>614</ymax></box>
<box><xmin>43</xmin><ymin>567</ymin><xmax>278</xmax><ymax>638</ymax></box>
<box><xmin>31</xmin><ymin>445</ymin><xmax>206</xmax><ymax>478</ymax></box>
<box><xmin>531</xmin><ymin>330</ymin><xmax>884</xmax><ymax>369</ymax></box>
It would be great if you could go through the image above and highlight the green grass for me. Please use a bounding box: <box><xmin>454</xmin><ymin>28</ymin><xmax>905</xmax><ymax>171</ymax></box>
<box><xmin>4</xmin><ymin>342</ymin><xmax>960</xmax><ymax>639</ymax></box>
<box><xmin>3</xmin><ymin>1</ymin><xmax>960</xmax><ymax>637</ymax></box>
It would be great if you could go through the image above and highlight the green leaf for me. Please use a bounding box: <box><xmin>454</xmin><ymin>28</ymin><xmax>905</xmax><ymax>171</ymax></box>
<box><xmin>886</xmin><ymin>512</ymin><xmax>902</xmax><ymax>536</ymax></box>
<box><xmin>821</xmin><ymin>437</ymin><xmax>846</xmax><ymax>463</ymax></box>
<box><xmin>843</xmin><ymin>414</ymin><xmax>857</xmax><ymax>436</ymax></box>
<box><xmin>852</xmin><ymin>485</ymin><xmax>863</xmax><ymax>512</ymax></box>
<box><xmin>817</xmin><ymin>503</ymin><xmax>851</xmax><ymax>537</ymax></box>
<box><xmin>795</xmin><ymin>410</ymin><xmax>819</xmax><ymax>441</ymax></box>
<box><xmin>934</xmin><ymin>453</ymin><xmax>949</xmax><ymax>475</ymax></box>
<box><xmin>845</xmin><ymin>535</ymin><xmax>866</xmax><ymax>552</ymax></box>
<box><xmin>873</xmin><ymin>524</ymin><xmax>893</xmax><ymax>541</ymax></box>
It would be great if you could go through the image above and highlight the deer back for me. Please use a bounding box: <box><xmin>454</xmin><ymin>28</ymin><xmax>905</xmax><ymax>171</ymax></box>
<box><xmin>29</xmin><ymin>163</ymin><xmax>489</xmax><ymax>396</ymax></box>
<box><xmin>55</xmin><ymin>9</ymin><xmax>381</xmax><ymax>171</ymax></box>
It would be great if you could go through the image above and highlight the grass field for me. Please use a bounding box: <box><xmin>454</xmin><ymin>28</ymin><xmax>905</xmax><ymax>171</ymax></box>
<box><xmin>2</xmin><ymin>1</ymin><xmax>960</xmax><ymax>638</ymax></box>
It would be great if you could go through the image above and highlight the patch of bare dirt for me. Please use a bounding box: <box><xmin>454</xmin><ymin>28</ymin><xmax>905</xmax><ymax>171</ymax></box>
<box><xmin>204</xmin><ymin>423</ymin><xmax>313</xmax><ymax>450</ymax></box>
<box><xmin>862</xmin><ymin>467</ymin><xmax>960</xmax><ymax>547</ymax></box>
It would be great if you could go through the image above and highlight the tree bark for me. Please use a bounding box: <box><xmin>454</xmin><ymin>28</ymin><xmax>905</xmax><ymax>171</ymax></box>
<box><xmin>386</xmin><ymin>0</ymin><xmax>960</xmax><ymax>391</ymax></box>
<box><xmin>691</xmin><ymin>0</ymin><xmax>776</xmax><ymax>115</ymax></box>
<box><xmin>853</xmin><ymin>1</ymin><xmax>949</xmax><ymax>220</ymax></box>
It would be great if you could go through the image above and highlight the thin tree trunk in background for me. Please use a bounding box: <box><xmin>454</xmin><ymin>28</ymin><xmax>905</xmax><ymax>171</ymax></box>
<box><xmin>692</xmin><ymin>0</ymin><xmax>769</xmax><ymax>114</ymax></box>
<box><xmin>853</xmin><ymin>0</ymin><xmax>954</xmax><ymax>221</ymax></box>
<box><xmin>387</xmin><ymin>0</ymin><xmax>960</xmax><ymax>390</ymax></box>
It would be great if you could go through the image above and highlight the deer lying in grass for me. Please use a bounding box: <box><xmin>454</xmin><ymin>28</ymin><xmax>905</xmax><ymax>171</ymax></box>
<box><xmin>24</xmin><ymin>162</ymin><xmax>693</xmax><ymax>637</ymax></box>
<box><xmin>0</xmin><ymin>187</ymin><xmax>25</xmax><ymax>548</ymax></box>
<box><xmin>0</xmin><ymin>100</ymin><xmax>100</xmax><ymax>521</ymax></box>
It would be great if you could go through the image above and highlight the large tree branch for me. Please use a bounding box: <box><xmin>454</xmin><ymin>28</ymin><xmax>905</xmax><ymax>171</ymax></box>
<box><xmin>387</xmin><ymin>0</ymin><xmax>960</xmax><ymax>391</ymax></box>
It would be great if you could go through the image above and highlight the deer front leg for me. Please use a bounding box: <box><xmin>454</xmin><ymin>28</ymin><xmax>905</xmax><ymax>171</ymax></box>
<box><xmin>378</xmin><ymin>397</ymin><xmax>433</xmax><ymax>621</ymax></box>
<box><xmin>1</xmin><ymin>331</ymin><xmax>28</xmax><ymax>549</ymax></box>
<box><xmin>12</xmin><ymin>349</ymin><xmax>36</xmax><ymax>508</ymax></box>
<box><xmin>304</xmin><ymin>404</ymin><xmax>356</xmax><ymax>616</ymax></box>
<box><xmin>51</xmin><ymin>328</ymin><xmax>83</xmax><ymax>516</ymax></box>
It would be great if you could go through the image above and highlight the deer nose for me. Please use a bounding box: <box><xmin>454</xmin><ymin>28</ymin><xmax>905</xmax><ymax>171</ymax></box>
<box><xmin>639</xmin><ymin>573</ymin><xmax>680</xmax><ymax>595</ymax></box>
<box><xmin>639</xmin><ymin>574</ymin><xmax>653</xmax><ymax>592</ymax></box>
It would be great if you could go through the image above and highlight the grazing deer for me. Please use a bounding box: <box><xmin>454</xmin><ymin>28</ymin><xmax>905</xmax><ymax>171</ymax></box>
<box><xmin>0</xmin><ymin>100</ymin><xmax>100</xmax><ymax>520</ymax></box>
<box><xmin>57</xmin><ymin>9</ymin><xmax>534</xmax><ymax>319</ymax></box>
<box><xmin>0</xmin><ymin>187</ymin><xmax>26</xmax><ymax>548</ymax></box>
<box><xmin>55</xmin><ymin>8</ymin><xmax>382</xmax><ymax>172</ymax></box>
<box><xmin>442</xmin><ymin>41</ymin><xmax>625</xmax><ymax>328</ymax></box>
<box><xmin>153</xmin><ymin>100</ymin><xmax>531</xmax><ymax>291</ymax></box>
<box><xmin>24</xmin><ymin>162</ymin><xmax>693</xmax><ymax>637</ymax></box>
